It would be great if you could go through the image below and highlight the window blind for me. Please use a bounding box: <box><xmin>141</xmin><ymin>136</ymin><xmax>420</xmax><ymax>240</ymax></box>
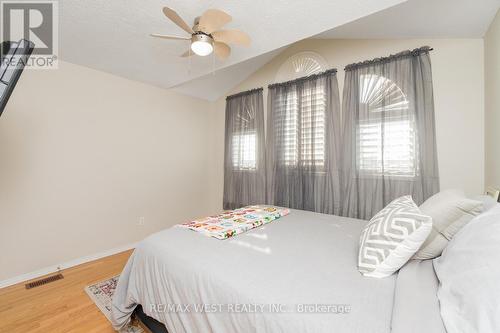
<box><xmin>273</xmin><ymin>85</ymin><xmax>326</xmax><ymax>167</ymax></box>
<box><xmin>357</xmin><ymin>118</ymin><xmax>417</xmax><ymax>176</ymax></box>
<box><xmin>232</xmin><ymin>131</ymin><xmax>257</xmax><ymax>170</ymax></box>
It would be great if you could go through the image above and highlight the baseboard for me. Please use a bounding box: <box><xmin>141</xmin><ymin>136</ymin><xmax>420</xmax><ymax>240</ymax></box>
<box><xmin>0</xmin><ymin>242</ymin><xmax>137</xmax><ymax>289</ymax></box>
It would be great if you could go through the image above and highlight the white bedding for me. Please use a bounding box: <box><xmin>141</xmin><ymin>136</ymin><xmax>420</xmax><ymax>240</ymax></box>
<box><xmin>392</xmin><ymin>260</ymin><xmax>446</xmax><ymax>333</ymax></box>
<box><xmin>111</xmin><ymin>209</ymin><xmax>397</xmax><ymax>333</ymax></box>
<box><xmin>433</xmin><ymin>204</ymin><xmax>500</xmax><ymax>333</ymax></box>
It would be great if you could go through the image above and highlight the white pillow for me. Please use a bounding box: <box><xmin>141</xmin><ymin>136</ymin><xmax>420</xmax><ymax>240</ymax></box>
<box><xmin>433</xmin><ymin>209</ymin><xmax>500</xmax><ymax>333</ymax></box>
<box><xmin>472</xmin><ymin>195</ymin><xmax>497</xmax><ymax>212</ymax></box>
<box><xmin>413</xmin><ymin>189</ymin><xmax>482</xmax><ymax>260</ymax></box>
<box><xmin>358</xmin><ymin>196</ymin><xmax>432</xmax><ymax>278</ymax></box>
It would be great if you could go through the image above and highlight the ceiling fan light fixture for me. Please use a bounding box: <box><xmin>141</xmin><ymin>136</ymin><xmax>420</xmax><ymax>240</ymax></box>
<box><xmin>154</xmin><ymin>7</ymin><xmax>250</xmax><ymax>60</ymax></box>
<box><xmin>190</xmin><ymin>33</ymin><xmax>214</xmax><ymax>56</ymax></box>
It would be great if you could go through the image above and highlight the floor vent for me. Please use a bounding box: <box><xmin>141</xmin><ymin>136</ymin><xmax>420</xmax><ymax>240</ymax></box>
<box><xmin>25</xmin><ymin>273</ymin><xmax>64</xmax><ymax>289</ymax></box>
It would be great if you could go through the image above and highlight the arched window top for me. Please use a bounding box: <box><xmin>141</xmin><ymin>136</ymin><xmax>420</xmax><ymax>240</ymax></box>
<box><xmin>359</xmin><ymin>74</ymin><xmax>408</xmax><ymax>113</ymax></box>
<box><xmin>275</xmin><ymin>52</ymin><xmax>328</xmax><ymax>83</ymax></box>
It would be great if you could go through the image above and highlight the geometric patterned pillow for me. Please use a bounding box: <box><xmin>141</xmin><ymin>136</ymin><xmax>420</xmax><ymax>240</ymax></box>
<box><xmin>358</xmin><ymin>196</ymin><xmax>433</xmax><ymax>278</ymax></box>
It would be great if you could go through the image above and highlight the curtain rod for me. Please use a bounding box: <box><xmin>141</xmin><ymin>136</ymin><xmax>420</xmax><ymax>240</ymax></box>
<box><xmin>226</xmin><ymin>87</ymin><xmax>263</xmax><ymax>100</ymax></box>
<box><xmin>268</xmin><ymin>68</ymin><xmax>337</xmax><ymax>89</ymax></box>
<box><xmin>344</xmin><ymin>46</ymin><xmax>433</xmax><ymax>71</ymax></box>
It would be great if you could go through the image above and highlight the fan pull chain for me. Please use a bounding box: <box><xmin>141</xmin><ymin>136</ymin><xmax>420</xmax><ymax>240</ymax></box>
<box><xmin>212</xmin><ymin>50</ymin><xmax>216</xmax><ymax>75</ymax></box>
<box><xmin>187</xmin><ymin>42</ymin><xmax>192</xmax><ymax>75</ymax></box>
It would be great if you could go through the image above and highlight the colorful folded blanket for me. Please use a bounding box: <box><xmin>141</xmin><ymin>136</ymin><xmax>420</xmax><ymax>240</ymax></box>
<box><xmin>178</xmin><ymin>205</ymin><xmax>290</xmax><ymax>239</ymax></box>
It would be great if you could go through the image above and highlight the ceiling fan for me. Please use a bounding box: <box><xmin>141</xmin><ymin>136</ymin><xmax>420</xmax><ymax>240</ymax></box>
<box><xmin>151</xmin><ymin>7</ymin><xmax>251</xmax><ymax>60</ymax></box>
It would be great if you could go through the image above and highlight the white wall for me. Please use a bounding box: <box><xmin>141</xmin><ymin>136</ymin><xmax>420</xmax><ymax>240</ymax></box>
<box><xmin>0</xmin><ymin>61</ymin><xmax>213</xmax><ymax>281</ymax></box>
<box><xmin>208</xmin><ymin>39</ymin><xmax>485</xmax><ymax>212</ymax></box>
<box><xmin>485</xmin><ymin>10</ymin><xmax>500</xmax><ymax>188</ymax></box>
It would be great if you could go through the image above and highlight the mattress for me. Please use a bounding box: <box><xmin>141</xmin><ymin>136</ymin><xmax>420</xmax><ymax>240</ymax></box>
<box><xmin>111</xmin><ymin>209</ymin><xmax>403</xmax><ymax>332</ymax></box>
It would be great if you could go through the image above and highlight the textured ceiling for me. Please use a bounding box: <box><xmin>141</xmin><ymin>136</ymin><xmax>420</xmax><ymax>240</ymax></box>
<box><xmin>59</xmin><ymin>0</ymin><xmax>406</xmax><ymax>99</ymax></box>
<box><xmin>171</xmin><ymin>47</ymin><xmax>285</xmax><ymax>101</ymax></box>
<box><xmin>171</xmin><ymin>0</ymin><xmax>500</xmax><ymax>101</ymax></box>
<box><xmin>315</xmin><ymin>0</ymin><xmax>500</xmax><ymax>39</ymax></box>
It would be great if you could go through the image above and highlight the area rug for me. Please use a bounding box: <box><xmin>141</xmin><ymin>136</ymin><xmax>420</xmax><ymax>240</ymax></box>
<box><xmin>85</xmin><ymin>275</ymin><xmax>144</xmax><ymax>333</ymax></box>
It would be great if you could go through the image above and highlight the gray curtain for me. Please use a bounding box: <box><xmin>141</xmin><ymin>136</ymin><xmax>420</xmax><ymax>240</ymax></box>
<box><xmin>223</xmin><ymin>88</ymin><xmax>266</xmax><ymax>209</ymax></box>
<box><xmin>340</xmin><ymin>46</ymin><xmax>439</xmax><ymax>220</ymax></box>
<box><xmin>266</xmin><ymin>69</ymin><xmax>342</xmax><ymax>214</ymax></box>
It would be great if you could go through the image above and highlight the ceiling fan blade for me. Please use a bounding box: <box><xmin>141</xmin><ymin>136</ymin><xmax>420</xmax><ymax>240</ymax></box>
<box><xmin>180</xmin><ymin>49</ymin><xmax>193</xmax><ymax>57</ymax></box>
<box><xmin>211</xmin><ymin>30</ymin><xmax>251</xmax><ymax>46</ymax></box>
<box><xmin>198</xmin><ymin>9</ymin><xmax>232</xmax><ymax>34</ymax></box>
<box><xmin>150</xmin><ymin>34</ymin><xmax>190</xmax><ymax>40</ymax></box>
<box><xmin>162</xmin><ymin>7</ymin><xmax>194</xmax><ymax>35</ymax></box>
<box><xmin>214</xmin><ymin>42</ymin><xmax>231</xmax><ymax>60</ymax></box>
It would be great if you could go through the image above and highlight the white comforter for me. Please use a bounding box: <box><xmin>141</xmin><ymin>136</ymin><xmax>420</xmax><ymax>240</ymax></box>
<box><xmin>111</xmin><ymin>209</ymin><xmax>396</xmax><ymax>333</ymax></box>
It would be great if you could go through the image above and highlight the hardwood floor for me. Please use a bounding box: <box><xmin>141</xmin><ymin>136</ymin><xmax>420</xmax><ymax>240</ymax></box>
<box><xmin>0</xmin><ymin>250</ymin><xmax>135</xmax><ymax>333</ymax></box>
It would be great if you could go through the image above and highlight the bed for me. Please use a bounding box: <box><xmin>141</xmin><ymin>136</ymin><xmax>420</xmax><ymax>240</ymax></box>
<box><xmin>111</xmin><ymin>209</ymin><xmax>446</xmax><ymax>333</ymax></box>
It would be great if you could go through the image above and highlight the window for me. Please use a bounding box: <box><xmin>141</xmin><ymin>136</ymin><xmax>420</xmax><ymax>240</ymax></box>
<box><xmin>358</xmin><ymin>118</ymin><xmax>417</xmax><ymax>176</ymax></box>
<box><xmin>357</xmin><ymin>74</ymin><xmax>417</xmax><ymax>177</ymax></box>
<box><xmin>224</xmin><ymin>88</ymin><xmax>265</xmax><ymax>210</ymax></box>
<box><xmin>274</xmin><ymin>84</ymin><xmax>327</xmax><ymax>167</ymax></box>
<box><xmin>275</xmin><ymin>90</ymin><xmax>298</xmax><ymax>166</ymax></box>
<box><xmin>300</xmin><ymin>86</ymin><xmax>326</xmax><ymax>166</ymax></box>
<box><xmin>232</xmin><ymin>131</ymin><xmax>257</xmax><ymax>170</ymax></box>
<box><xmin>229</xmin><ymin>102</ymin><xmax>261</xmax><ymax>171</ymax></box>
<box><xmin>272</xmin><ymin>52</ymin><xmax>328</xmax><ymax>168</ymax></box>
